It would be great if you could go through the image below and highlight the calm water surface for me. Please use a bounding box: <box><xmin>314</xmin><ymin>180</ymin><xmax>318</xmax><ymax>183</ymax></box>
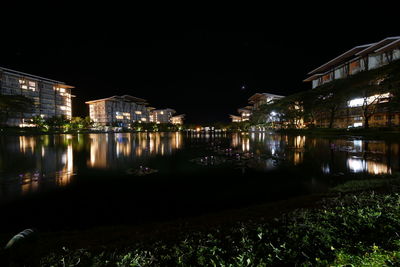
<box><xmin>1</xmin><ymin>132</ymin><xmax>398</xmax><ymax>203</ymax></box>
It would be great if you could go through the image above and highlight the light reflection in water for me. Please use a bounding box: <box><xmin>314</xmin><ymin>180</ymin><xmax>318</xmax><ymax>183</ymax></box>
<box><xmin>229</xmin><ymin>133</ymin><xmax>397</xmax><ymax>175</ymax></box>
<box><xmin>347</xmin><ymin>157</ymin><xmax>392</xmax><ymax>175</ymax></box>
<box><xmin>2</xmin><ymin>135</ymin><xmax>75</xmax><ymax>197</ymax></box>
<box><xmin>88</xmin><ymin>132</ymin><xmax>183</xmax><ymax>169</ymax></box>
<box><xmin>1</xmin><ymin>133</ymin><xmax>399</xmax><ymax>201</ymax></box>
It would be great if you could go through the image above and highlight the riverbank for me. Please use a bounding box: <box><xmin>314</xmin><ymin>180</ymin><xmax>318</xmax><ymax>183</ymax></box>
<box><xmin>0</xmin><ymin>127</ymin><xmax>185</xmax><ymax>136</ymax></box>
<box><xmin>11</xmin><ymin>174</ymin><xmax>400</xmax><ymax>266</ymax></box>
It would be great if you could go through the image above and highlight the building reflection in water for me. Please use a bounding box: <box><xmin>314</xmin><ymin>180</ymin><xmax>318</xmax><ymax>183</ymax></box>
<box><xmin>230</xmin><ymin>133</ymin><xmax>398</xmax><ymax>174</ymax></box>
<box><xmin>0</xmin><ymin>135</ymin><xmax>75</xmax><ymax>198</ymax></box>
<box><xmin>87</xmin><ymin>132</ymin><xmax>183</xmax><ymax>169</ymax></box>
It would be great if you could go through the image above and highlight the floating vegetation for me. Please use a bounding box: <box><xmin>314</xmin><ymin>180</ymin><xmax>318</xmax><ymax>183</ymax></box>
<box><xmin>125</xmin><ymin>166</ymin><xmax>158</xmax><ymax>176</ymax></box>
<box><xmin>190</xmin><ymin>155</ymin><xmax>226</xmax><ymax>166</ymax></box>
<box><xmin>190</xmin><ymin>149</ymin><xmax>284</xmax><ymax>172</ymax></box>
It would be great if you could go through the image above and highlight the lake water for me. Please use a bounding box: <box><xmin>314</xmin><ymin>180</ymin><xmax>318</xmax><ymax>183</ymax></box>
<box><xmin>0</xmin><ymin>132</ymin><xmax>399</xmax><ymax>230</ymax></box>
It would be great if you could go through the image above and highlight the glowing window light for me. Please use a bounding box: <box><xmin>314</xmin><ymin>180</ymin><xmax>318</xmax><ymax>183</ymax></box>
<box><xmin>141</xmin><ymin>118</ymin><xmax>147</xmax><ymax>121</ymax></box>
<box><xmin>348</xmin><ymin>98</ymin><xmax>364</xmax><ymax>107</ymax></box>
<box><xmin>348</xmin><ymin>93</ymin><xmax>391</xmax><ymax>107</ymax></box>
<box><xmin>135</xmin><ymin>111</ymin><xmax>142</xmax><ymax>114</ymax></box>
<box><xmin>353</xmin><ymin>122</ymin><xmax>363</xmax><ymax>127</ymax></box>
<box><xmin>160</xmin><ymin>111</ymin><xmax>164</xmax><ymax>114</ymax></box>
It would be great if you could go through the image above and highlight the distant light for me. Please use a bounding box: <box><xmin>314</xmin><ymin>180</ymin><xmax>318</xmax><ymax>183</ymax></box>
<box><xmin>270</xmin><ymin>111</ymin><xmax>277</xmax><ymax>116</ymax></box>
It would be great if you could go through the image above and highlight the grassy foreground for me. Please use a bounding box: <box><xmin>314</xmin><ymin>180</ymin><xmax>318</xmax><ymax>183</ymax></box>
<box><xmin>39</xmin><ymin>178</ymin><xmax>400</xmax><ymax>266</ymax></box>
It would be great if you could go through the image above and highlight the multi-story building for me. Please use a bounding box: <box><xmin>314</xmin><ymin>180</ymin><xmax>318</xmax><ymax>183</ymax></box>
<box><xmin>248</xmin><ymin>93</ymin><xmax>284</xmax><ymax>110</ymax></box>
<box><xmin>229</xmin><ymin>115</ymin><xmax>242</xmax><ymax>123</ymax></box>
<box><xmin>238</xmin><ymin>106</ymin><xmax>253</xmax><ymax>121</ymax></box>
<box><xmin>230</xmin><ymin>93</ymin><xmax>284</xmax><ymax>123</ymax></box>
<box><xmin>304</xmin><ymin>36</ymin><xmax>400</xmax><ymax>89</ymax></box>
<box><xmin>171</xmin><ymin>114</ymin><xmax>185</xmax><ymax>125</ymax></box>
<box><xmin>85</xmin><ymin>95</ymin><xmax>149</xmax><ymax>127</ymax></box>
<box><xmin>229</xmin><ymin>106</ymin><xmax>252</xmax><ymax>122</ymax></box>
<box><xmin>149</xmin><ymin>108</ymin><xmax>176</xmax><ymax>124</ymax></box>
<box><xmin>304</xmin><ymin>36</ymin><xmax>400</xmax><ymax>128</ymax></box>
<box><xmin>0</xmin><ymin>66</ymin><xmax>74</xmax><ymax>126</ymax></box>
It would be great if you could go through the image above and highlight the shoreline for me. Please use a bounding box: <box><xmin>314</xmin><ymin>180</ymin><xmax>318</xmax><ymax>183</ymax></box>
<box><xmin>2</xmin><ymin>174</ymin><xmax>399</xmax><ymax>264</ymax></box>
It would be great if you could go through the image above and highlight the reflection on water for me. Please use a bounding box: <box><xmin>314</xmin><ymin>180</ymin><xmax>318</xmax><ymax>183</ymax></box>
<box><xmin>229</xmin><ymin>133</ymin><xmax>398</xmax><ymax>175</ymax></box>
<box><xmin>88</xmin><ymin>132</ymin><xmax>183</xmax><ymax>169</ymax></box>
<box><xmin>0</xmin><ymin>135</ymin><xmax>75</xmax><ymax>199</ymax></box>
<box><xmin>0</xmin><ymin>132</ymin><xmax>399</xmax><ymax>201</ymax></box>
<box><xmin>0</xmin><ymin>133</ymin><xmax>183</xmax><ymax>200</ymax></box>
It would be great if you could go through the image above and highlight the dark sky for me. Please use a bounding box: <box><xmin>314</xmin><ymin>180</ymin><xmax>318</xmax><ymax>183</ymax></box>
<box><xmin>0</xmin><ymin>4</ymin><xmax>398</xmax><ymax>124</ymax></box>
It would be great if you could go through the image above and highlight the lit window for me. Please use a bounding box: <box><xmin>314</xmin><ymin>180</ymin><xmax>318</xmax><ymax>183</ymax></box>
<box><xmin>141</xmin><ymin>118</ymin><xmax>147</xmax><ymax>121</ymax></box>
<box><xmin>348</xmin><ymin>98</ymin><xmax>364</xmax><ymax>107</ymax></box>
<box><xmin>21</xmin><ymin>85</ymin><xmax>28</xmax><ymax>89</ymax></box>
<box><xmin>60</xmin><ymin>88</ymin><xmax>65</xmax><ymax>93</ymax></box>
<box><xmin>135</xmin><ymin>111</ymin><xmax>142</xmax><ymax>115</ymax></box>
<box><xmin>60</xmin><ymin>106</ymin><xmax>66</xmax><ymax>110</ymax></box>
<box><xmin>160</xmin><ymin>111</ymin><xmax>164</xmax><ymax>115</ymax></box>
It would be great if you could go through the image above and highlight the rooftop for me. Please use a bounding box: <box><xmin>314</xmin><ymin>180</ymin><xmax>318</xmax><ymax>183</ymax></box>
<box><xmin>85</xmin><ymin>95</ymin><xmax>148</xmax><ymax>104</ymax></box>
<box><xmin>248</xmin><ymin>93</ymin><xmax>284</xmax><ymax>103</ymax></box>
<box><xmin>0</xmin><ymin>66</ymin><xmax>74</xmax><ymax>88</ymax></box>
<box><xmin>306</xmin><ymin>36</ymin><xmax>400</xmax><ymax>77</ymax></box>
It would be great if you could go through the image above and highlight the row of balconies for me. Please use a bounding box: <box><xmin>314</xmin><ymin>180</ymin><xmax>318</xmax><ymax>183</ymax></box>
<box><xmin>312</xmin><ymin>49</ymin><xmax>400</xmax><ymax>89</ymax></box>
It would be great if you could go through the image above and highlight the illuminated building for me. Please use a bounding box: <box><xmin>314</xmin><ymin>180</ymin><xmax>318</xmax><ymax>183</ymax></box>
<box><xmin>0</xmin><ymin>66</ymin><xmax>74</xmax><ymax>126</ymax></box>
<box><xmin>304</xmin><ymin>36</ymin><xmax>400</xmax><ymax>128</ymax></box>
<box><xmin>248</xmin><ymin>93</ymin><xmax>284</xmax><ymax>110</ymax></box>
<box><xmin>85</xmin><ymin>95</ymin><xmax>149</xmax><ymax>127</ymax></box>
<box><xmin>230</xmin><ymin>106</ymin><xmax>253</xmax><ymax>122</ymax></box>
<box><xmin>230</xmin><ymin>94</ymin><xmax>284</xmax><ymax>123</ymax></box>
<box><xmin>304</xmin><ymin>36</ymin><xmax>400</xmax><ymax>89</ymax></box>
<box><xmin>149</xmin><ymin>108</ymin><xmax>177</xmax><ymax>124</ymax></box>
<box><xmin>171</xmin><ymin>114</ymin><xmax>185</xmax><ymax>125</ymax></box>
<box><xmin>229</xmin><ymin>114</ymin><xmax>242</xmax><ymax>123</ymax></box>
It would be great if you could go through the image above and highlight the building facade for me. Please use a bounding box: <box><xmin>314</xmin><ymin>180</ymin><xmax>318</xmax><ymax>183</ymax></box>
<box><xmin>149</xmin><ymin>108</ymin><xmax>176</xmax><ymax>124</ymax></box>
<box><xmin>0</xmin><ymin>66</ymin><xmax>74</xmax><ymax>126</ymax></box>
<box><xmin>304</xmin><ymin>36</ymin><xmax>400</xmax><ymax>128</ymax></box>
<box><xmin>248</xmin><ymin>93</ymin><xmax>284</xmax><ymax>110</ymax></box>
<box><xmin>171</xmin><ymin>114</ymin><xmax>185</xmax><ymax>125</ymax></box>
<box><xmin>86</xmin><ymin>95</ymin><xmax>149</xmax><ymax>127</ymax></box>
<box><xmin>230</xmin><ymin>93</ymin><xmax>284</xmax><ymax>123</ymax></box>
<box><xmin>304</xmin><ymin>36</ymin><xmax>400</xmax><ymax>89</ymax></box>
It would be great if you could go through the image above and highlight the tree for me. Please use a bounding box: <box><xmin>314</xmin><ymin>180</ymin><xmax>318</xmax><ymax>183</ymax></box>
<box><xmin>45</xmin><ymin>115</ymin><xmax>69</xmax><ymax>130</ymax></box>
<box><xmin>0</xmin><ymin>95</ymin><xmax>34</xmax><ymax>127</ymax></box>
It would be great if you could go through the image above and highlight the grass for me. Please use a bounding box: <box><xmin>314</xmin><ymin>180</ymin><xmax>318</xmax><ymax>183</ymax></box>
<box><xmin>38</xmin><ymin>182</ymin><xmax>400</xmax><ymax>266</ymax></box>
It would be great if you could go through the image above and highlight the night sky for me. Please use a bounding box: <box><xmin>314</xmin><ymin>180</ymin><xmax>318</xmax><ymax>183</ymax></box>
<box><xmin>0</xmin><ymin>5</ymin><xmax>398</xmax><ymax>124</ymax></box>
